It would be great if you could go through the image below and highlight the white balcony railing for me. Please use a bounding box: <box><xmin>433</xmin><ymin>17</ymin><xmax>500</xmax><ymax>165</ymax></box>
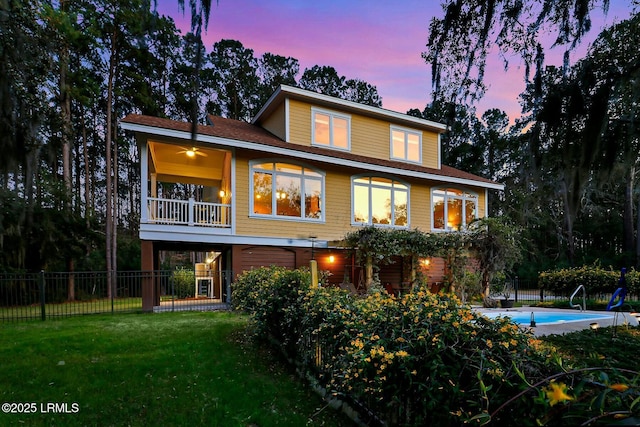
<box><xmin>147</xmin><ymin>197</ymin><xmax>231</xmax><ymax>228</ymax></box>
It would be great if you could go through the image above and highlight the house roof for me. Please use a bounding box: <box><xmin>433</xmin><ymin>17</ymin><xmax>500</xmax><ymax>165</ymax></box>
<box><xmin>252</xmin><ymin>85</ymin><xmax>448</xmax><ymax>134</ymax></box>
<box><xmin>120</xmin><ymin>114</ymin><xmax>503</xmax><ymax>190</ymax></box>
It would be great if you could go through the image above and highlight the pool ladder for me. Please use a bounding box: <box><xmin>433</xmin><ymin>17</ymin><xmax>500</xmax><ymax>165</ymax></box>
<box><xmin>570</xmin><ymin>285</ymin><xmax>586</xmax><ymax>312</ymax></box>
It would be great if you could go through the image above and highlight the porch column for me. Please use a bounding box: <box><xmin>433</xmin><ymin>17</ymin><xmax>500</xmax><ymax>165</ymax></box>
<box><xmin>140</xmin><ymin>140</ymin><xmax>149</xmax><ymax>223</ymax></box>
<box><xmin>141</xmin><ymin>240</ymin><xmax>154</xmax><ymax>312</ymax></box>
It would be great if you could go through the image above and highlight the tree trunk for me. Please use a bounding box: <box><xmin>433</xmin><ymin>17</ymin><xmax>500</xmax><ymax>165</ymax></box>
<box><xmin>82</xmin><ymin>104</ymin><xmax>90</xmax><ymax>227</ymax></box>
<box><xmin>560</xmin><ymin>179</ymin><xmax>576</xmax><ymax>266</ymax></box>
<box><xmin>112</xmin><ymin>119</ymin><xmax>118</xmax><ymax>296</ymax></box>
<box><xmin>623</xmin><ymin>165</ymin><xmax>635</xmax><ymax>254</ymax></box>
<box><xmin>59</xmin><ymin>0</ymin><xmax>74</xmax><ymax>300</ymax></box>
<box><xmin>105</xmin><ymin>29</ymin><xmax>117</xmax><ymax>298</ymax></box>
<box><xmin>636</xmin><ymin>187</ymin><xmax>640</xmax><ymax>269</ymax></box>
<box><xmin>365</xmin><ymin>255</ymin><xmax>373</xmax><ymax>289</ymax></box>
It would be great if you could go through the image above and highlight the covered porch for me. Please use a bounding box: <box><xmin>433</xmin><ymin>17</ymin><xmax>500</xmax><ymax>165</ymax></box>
<box><xmin>142</xmin><ymin>140</ymin><xmax>233</xmax><ymax>230</ymax></box>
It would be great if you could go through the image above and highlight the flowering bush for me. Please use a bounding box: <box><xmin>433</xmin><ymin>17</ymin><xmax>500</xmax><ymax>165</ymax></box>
<box><xmin>492</xmin><ymin>367</ymin><xmax>640</xmax><ymax>426</ymax></box>
<box><xmin>314</xmin><ymin>287</ymin><xmax>557</xmax><ymax>425</ymax></box>
<box><xmin>233</xmin><ymin>268</ymin><xmax>562</xmax><ymax>425</ymax></box>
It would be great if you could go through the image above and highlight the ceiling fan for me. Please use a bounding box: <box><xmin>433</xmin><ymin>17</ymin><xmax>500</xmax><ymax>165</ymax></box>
<box><xmin>176</xmin><ymin>146</ymin><xmax>208</xmax><ymax>158</ymax></box>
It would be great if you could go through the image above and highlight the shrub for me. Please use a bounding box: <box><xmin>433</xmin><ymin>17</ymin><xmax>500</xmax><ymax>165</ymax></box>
<box><xmin>317</xmin><ymin>288</ymin><xmax>557</xmax><ymax>425</ymax></box>
<box><xmin>232</xmin><ymin>266</ymin><xmax>312</xmax><ymax>352</ymax></box>
<box><xmin>234</xmin><ymin>268</ymin><xmax>561</xmax><ymax>425</ymax></box>
<box><xmin>539</xmin><ymin>264</ymin><xmax>637</xmax><ymax>296</ymax></box>
<box><xmin>171</xmin><ymin>267</ymin><xmax>194</xmax><ymax>299</ymax></box>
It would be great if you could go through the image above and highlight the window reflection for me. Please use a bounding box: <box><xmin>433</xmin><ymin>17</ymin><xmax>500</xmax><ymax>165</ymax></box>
<box><xmin>314</xmin><ymin>113</ymin><xmax>330</xmax><ymax>145</ymax></box>
<box><xmin>276</xmin><ymin>175</ymin><xmax>301</xmax><ymax>217</ymax></box>
<box><xmin>390</xmin><ymin>127</ymin><xmax>421</xmax><ymax>163</ymax></box>
<box><xmin>432</xmin><ymin>188</ymin><xmax>477</xmax><ymax>231</ymax></box>
<box><xmin>252</xmin><ymin>161</ymin><xmax>323</xmax><ymax>221</ymax></box>
<box><xmin>313</xmin><ymin>109</ymin><xmax>350</xmax><ymax>150</ymax></box>
<box><xmin>253</xmin><ymin>172</ymin><xmax>272</xmax><ymax>215</ymax></box>
<box><xmin>353</xmin><ymin>176</ymin><xmax>408</xmax><ymax>227</ymax></box>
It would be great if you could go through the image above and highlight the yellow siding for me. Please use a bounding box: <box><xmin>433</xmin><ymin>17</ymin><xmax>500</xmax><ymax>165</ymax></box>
<box><xmin>234</xmin><ymin>151</ymin><xmax>487</xmax><ymax>241</ymax></box>
<box><xmin>283</xmin><ymin>98</ymin><xmax>442</xmax><ymax>169</ymax></box>
<box><xmin>478</xmin><ymin>190</ymin><xmax>486</xmax><ymax>218</ymax></box>
<box><xmin>350</xmin><ymin>115</ymin><xmax>389</xmax><ymax>160</ymax></box>
<box><xmin>287</xmin><ymin>99</ymin><xmax>312</xmax><ymax>145</ymax></box>
<box><xmin>234</xmin><ymin>153</ymin><xmax>358</xmax><ymax>242</ymax></box>
<box><xmin>422</xmin><ymin>132</ymin><xmax>439</xmax><ymax>169</ymax></box>
<box><xmin>260</xmin><ymin>103</ymin><xmax>285</xmax><ymax>140</ymax></box>
<box><xmin>409</xmin><ymin>183</ymin><xmax>432</xmax><ymax>231</ymax></box>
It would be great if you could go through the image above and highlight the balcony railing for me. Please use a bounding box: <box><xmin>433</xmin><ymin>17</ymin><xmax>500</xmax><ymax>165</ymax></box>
<box><xmin>147</xmin><ymin>197</ymin><xmax>231</xmax><ymax>228</ymax></box>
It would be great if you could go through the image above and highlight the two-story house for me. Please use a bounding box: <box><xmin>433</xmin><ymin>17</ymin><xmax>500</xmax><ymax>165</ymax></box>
<box><xmin>121</xmin><ymin>85</ymin><xmax>503</xmax><ymax>311</ymax></box>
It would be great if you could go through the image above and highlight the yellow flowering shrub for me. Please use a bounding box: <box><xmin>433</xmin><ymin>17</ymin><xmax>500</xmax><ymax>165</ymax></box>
<box><xmin>233</xmin><ymin>268</ymin><xmax>583</xmax><ymax>425</ymax></box>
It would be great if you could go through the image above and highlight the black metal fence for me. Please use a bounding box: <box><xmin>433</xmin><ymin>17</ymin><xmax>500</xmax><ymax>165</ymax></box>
<box><xmin>0</xmin><ymin>270</ymin><xmax>231</xmax><ymax>322</ymax></box>
<box><xmin>506</xmin><ymin>278</ymin><xmax>639</xmax><ymax>304</ymax></box>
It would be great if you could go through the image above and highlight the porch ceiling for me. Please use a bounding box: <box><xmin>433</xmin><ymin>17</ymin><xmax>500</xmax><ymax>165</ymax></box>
<box><xmin>149</xmin><ymin>141</ymin><xmax>226</xmax><ymax>182</ymax></box>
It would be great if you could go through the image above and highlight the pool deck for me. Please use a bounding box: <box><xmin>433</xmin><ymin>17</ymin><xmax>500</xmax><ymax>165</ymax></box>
<box><xmin>474</xmin><ymin>306</ymin><xmax>640</xmax><ymax>336</ymax></box>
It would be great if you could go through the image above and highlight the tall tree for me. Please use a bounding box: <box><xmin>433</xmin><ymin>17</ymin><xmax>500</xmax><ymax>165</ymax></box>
<box><xmin>176</xmin><ymin>0</ymin><xmax>216</xmax><ymax>138</ymax></box>
<box><xmin>256</xmin><ymin>52</ymin><xmax>299</xmax><ymax>107</ymax></box>
<box><xmin>424</xmin><ymin>0</ymin><xmax>613</xmax><ymax>107</ymax></box>
<box><xmin>169</xmin><ymin>32</ymin><xmax>210</xmax><ymax>121</ymax></box>
<box><xmin>298</xmin><ymin>65</ymin><xmax>345</xmax><ymax>98</ymax></box>
<box><xmin>208</xmin><ymin>39</ymin><xmax>260</xmax><ymax>121</ymax></box>
<box><xmin>342</xmin><ymin>79</ymin><xmax>382</xmax><ymax>107</ymax></box>
<box><xmin>0</xmin><ymin>0</ymin><xmax>54</xmax><ymax>270</ymax></box>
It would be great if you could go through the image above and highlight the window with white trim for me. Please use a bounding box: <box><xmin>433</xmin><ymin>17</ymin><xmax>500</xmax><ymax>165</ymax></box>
<box><xmin>390</xmin><ymin>126</ymin><xmax>421</xmax><ymax>163</ymax></box>
<box><xmin>432</xmin><ymin>188</ymin><xmax>477</xmax><ymax>231</ymax></box>
<box><xmin>352</xmin><ymin>176</ymin><xmax>409</xmax><ymax>227</ymax></box>
<box><xmin>312</xmin><ymin>108</ymin><xmax>350</xmax><ymax>150</ymax></box>
<box><xmin>251</xmin><ymin>161</ymin><xmax>324</xmax><ymax>221</ymax></box>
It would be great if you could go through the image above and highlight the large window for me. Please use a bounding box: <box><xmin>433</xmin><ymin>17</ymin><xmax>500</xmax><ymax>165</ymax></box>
<box><xmin>312</xmin><ymin>108</ymin><xmax>350</xmax><ymax>150</ymax></box>
<box><xmin>251</xmin><ymin>161</ymin><xmax>323</xmax><ymax>221</ymax></box>
<box><xmin>390</xmin><ymin>126</ymin><xmax>421</xmax><ymax>163</ymax></box>
<box><xmin>352</xmin><ymin>176</ymin><xmax>409</xmax><ymax>227</ymax></box>
<box><xmin>432</xmin><ymin>188</ymin><xmax>477</xmax><ymax>231</ymax></box>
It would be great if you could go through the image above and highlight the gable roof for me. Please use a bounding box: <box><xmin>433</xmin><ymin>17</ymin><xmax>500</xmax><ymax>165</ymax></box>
<box><xmin>120</xmin><ymin>114</ymin><xmax>503</xmax><ymax>190</ymax></box>
<box><xmin>252</xmin><ymin>85</ymin><xmax>448</xmax><ymax>134</ymax></box>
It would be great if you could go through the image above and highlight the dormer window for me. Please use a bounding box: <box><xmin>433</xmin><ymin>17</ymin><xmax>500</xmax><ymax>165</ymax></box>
<box><xmin>390</xmin><ymin>126</ymin><xmax>421</xmax><ymax>163</ymax></box>
<box><xmin>312</xmin><ymin>108</ymin><xmax>350</xmax><ymax>150</ymax></box>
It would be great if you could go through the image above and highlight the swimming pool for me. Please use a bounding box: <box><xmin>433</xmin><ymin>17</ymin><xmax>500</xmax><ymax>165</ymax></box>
<box><xmin>482</xmin><ymin>310</ymin><xmax>614</xmax><ymax>326</ymax></box>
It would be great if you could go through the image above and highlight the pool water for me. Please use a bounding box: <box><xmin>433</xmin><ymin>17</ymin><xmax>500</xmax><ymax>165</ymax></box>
<box><xmin>483</xmin><ymin>311</ymin><xmax>614</xmax><ymax>326</ymax></box>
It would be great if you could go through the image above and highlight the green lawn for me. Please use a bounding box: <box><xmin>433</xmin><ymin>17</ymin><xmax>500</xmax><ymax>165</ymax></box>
<box><xmin>0</xmin><ymin>312</ymin><xmax>352</xmax><ymax>426</ymax></box>
<box><xmin>0</xmin><ymin>297</ymin><xmax>143</xmax><ymax>321</ymax></box>
<box><xmin>543</xmin><ymin>324</ymin><xmax>640</xmax><ymax>371</ymax></box>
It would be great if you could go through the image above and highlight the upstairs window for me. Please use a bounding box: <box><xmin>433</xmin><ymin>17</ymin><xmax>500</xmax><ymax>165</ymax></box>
<box><xmin>251</xmin><ymin>161</ymin><xmax>324</xmax><ymax>221</ymax></box>
<box><xmin>390</xmin><ymin>126</ymin><xmax>421</xmax><ymax>163</ymax></box>
<box><xmin>352</xmin><ymin>176</ymin><xmax>409</xmax><ymax>227</ymax></box>
<box><xmin>432</xmin><ymin>188</ymin><xmax>477</xmax><ymax>231</ymax></box>
<box><xmin>312</xmin><ymin>108</ymin><xmax>350</xmax><ymax>150</ymax></box>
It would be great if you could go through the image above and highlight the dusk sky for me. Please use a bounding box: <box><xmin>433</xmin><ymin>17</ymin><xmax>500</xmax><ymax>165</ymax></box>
<box><xmin>156</xmin><ymin>0</ymin><xmax>634</xmax><ymax>123</ymax></box>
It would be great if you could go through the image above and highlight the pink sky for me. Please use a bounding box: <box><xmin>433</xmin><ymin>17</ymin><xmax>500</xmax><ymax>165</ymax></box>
<box><xmin>157</xmin><ymin>0</ymin><xmax>633</xmax><ymax>122</ymax></box>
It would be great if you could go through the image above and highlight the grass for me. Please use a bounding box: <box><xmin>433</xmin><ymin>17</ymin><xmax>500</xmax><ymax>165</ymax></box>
<box><xmin>543</xmin><ymin>324</ymin><xmax>640</xmax><ymax>371</ymax></box>
<box><xmin>0</xmin><ymin>311</ymin><xmax>352</xmax><ymax>426</ymax></box>
<box><xmin>0</xmin><ymin>297</ymin><xmax>143</xmax><ymax>321</ymax></box>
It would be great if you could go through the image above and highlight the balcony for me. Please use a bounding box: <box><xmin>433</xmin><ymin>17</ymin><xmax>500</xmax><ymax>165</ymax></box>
<box><xmin>147</xmin><ymin>197</ymin><xmax>231</xmax><ymax>228</ymax></box>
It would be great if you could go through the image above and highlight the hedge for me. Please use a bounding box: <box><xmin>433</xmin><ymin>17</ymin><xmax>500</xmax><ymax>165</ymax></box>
<box><xmin>232</xmin><ymin>266</ymin><xmax>561</xmax><ymax>425</ymax></box>
<box><xmin>538</xmin><ymin>265</ymin><xmax>638</xmax><ymax>296</ymax></box>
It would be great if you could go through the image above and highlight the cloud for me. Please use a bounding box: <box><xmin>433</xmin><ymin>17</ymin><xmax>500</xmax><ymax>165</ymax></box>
<box><xmin>157</xmin><ymin>0</ymin><xmax>633</xmax><ymax>120</ymax></box>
